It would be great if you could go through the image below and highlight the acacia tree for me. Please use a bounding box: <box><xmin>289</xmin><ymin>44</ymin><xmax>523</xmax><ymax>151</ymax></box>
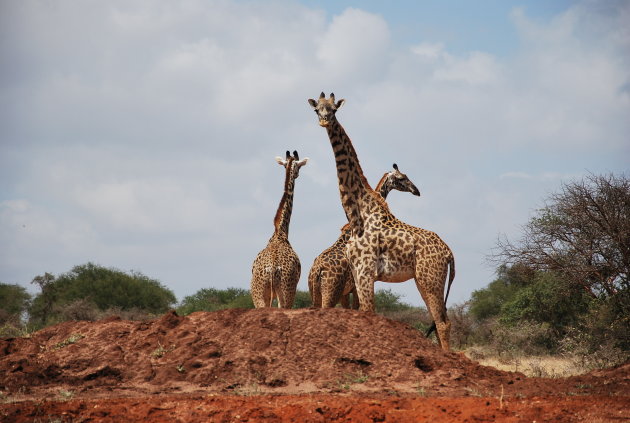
<box><xmin>494</xmin><ymin>173</ymin><xmax>629</xmax><ymax>300</ymax></box>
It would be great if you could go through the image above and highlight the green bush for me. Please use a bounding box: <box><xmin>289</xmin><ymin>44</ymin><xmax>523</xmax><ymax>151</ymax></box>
<box><xmin>292</xmin><ymin>290</ymin><xmax>312</xmax><ymax>308</ymax></box>
<box><xmin>499</xmin><ymin>272</ymin><xmax>591</xmax><ymax>337</ymax></box>
<box><xmin>468</xmin><ymin>265</ymin><xmax>605</xmax><ymax>354</ymax></box>
<box><xmin>0</xmin><ymin>283</ymin><xmax>31</xmax><ymax>324</ymax></box>
<box><xmin>178</xmin><ymin>287</ymin><xmax>253</xmax><ymax>315</ymax></box>
<box><xmin>29</xmin><ymin>263</ymin><xmax>176</xmax><ymax>328</ymax></box>
<box><xmin>0</xmin><ymin>283</ymin><xmax>32</xmax><ymax>338</ymax></box>
<box><xmin>469</xmin><ymin>264</ymin><xmax>533</xmax><ymax>320</ymax></box>
<box><xmin>178</xmin><ymin>287</ymin><xmax>314</xmax><ymax>314</ymax></box>
<box><xmin>374</xmin><ymin>288</ymin><xmax>415</xmax><ymax>312</ymax></box>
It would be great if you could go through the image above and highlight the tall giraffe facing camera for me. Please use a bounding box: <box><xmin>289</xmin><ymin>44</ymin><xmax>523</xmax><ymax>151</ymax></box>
<box><xmin>308</xmin><ymin>93</ymin><xmax>455</xmax><ymax>349</ymax></box>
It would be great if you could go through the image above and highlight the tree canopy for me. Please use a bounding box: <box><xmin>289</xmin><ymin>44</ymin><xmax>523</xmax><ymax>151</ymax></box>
<box><xmin>0</xmin><ymin>283</ymin><xmax>31</xmax><ymax>324</ymax></box>
<box><xmin>494</xmin><ymin>173</ymin><xmax>629</xmax><ymax>300</ymax></box>
<box><xmin>485</xmin><ymin>173</ymin><xmax>630</xmax><ymax>352</ymax></box>
<box><xmin>29</xmin><ymin>263</ymin><xmax>176</xmax><ymax>327</ymax></box>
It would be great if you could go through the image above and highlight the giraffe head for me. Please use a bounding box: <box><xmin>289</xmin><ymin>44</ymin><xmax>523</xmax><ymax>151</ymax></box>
<box><xmin>383</xmin><ymin>163</ymin><xmax>421</xmax><ymax>196</ymax></box>
<box><xmin>307</xmin><ymin>92</ymin><xmax>345</xmax><ymax>127</ymax></box>
<box><xmin>275</xmin><ymin>150</ymin><xmax>309</xmax><ymax>179</ymax></box>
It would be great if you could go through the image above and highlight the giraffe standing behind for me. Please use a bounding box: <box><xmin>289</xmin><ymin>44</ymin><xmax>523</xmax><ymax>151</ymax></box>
<box><xmin>251</xmin><ymin>151</ymin><xmax>308</xmax><ymax>308</ymax></box>
<box><xmin>309</xmin><ymin>164</ymin><xmax>421</xmax><ymax>309</ymax></box>
<box><xmin>308</xmin><ymin>93</ymin><xmax>455</xmax><ymax>350</ymax></box>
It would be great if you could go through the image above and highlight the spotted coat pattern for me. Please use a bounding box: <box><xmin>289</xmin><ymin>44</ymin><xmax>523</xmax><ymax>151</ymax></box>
<box><xmin>308</xmin><ymin>93</ymin><xmax>455</xmax><ymax>350</ymax></box>
<box><xmin>251</xmin><ymin>151</ymin><xmax>308</xmax><ymax>308</ymax></box>
<box><xmin>308</xmin><ymin>165</ymin><xmax>421</xmax><ymax>309</ymax></box>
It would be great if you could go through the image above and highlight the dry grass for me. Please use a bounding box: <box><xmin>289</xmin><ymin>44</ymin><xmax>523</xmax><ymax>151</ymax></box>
<box><xmin>464</xmin><ymin>348</ymin><xmax>592</xmax><ymax>378</ymax></box>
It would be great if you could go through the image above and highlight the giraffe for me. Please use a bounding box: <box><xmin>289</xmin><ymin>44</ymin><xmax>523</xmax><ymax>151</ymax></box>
<box><xmin>251</xmin><ymin>150</ymin><xmax>308</xmax><ymax>308</ymax></box>
<box><xmin>307</xmin><ymin>93</ymin><xmax>455</xmax><ymax>350</ymax></box>
<box><xmin>308</xmin><ymin>164</ymin><xmax>421</xmax><ymax>310</ymax></box>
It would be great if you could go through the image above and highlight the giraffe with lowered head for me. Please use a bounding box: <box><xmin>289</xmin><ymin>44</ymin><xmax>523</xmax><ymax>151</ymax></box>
<box><xmin>309</xmin><ymin>164</ymin><xmax>421</xmax><ymax>309</ymax></box>
<box><xmin>251</xmin><ymin>150</ymin><xmax>308</xmax><ymax>308</ymax></box>
<box><xmin>307</xmin><ymin>93</ymin><xmax>455</xmax><ymax>350</ymax></box>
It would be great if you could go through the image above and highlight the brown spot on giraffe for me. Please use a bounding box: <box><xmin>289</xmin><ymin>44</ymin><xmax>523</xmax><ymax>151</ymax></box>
<box><xmin>251</xmin><ymin>150</ymin><xmax>308</xmax><ymax>308</ymax></box>
<box><xmin>308</xmin><ymin>93</ymin><xmax>456</xmax><ymax>350</ymax></box>
<box><xmin>308</xmin><ymin>164</ymin><xmax>421</xmax><ymax>309</ymax></box>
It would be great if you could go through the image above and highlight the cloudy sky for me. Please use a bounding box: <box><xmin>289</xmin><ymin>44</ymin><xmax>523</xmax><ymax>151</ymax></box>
<box><xmin>1</xmin><ymin>0</ymin><xmax>628</xmax><ymax>307</ymax></box>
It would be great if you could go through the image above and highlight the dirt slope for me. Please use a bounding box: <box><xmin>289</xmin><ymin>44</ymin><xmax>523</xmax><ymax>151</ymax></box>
<box><xmin>1</xmin><ymin>308</ymin><xmax>629</xmax><ymax>422</ymax></box>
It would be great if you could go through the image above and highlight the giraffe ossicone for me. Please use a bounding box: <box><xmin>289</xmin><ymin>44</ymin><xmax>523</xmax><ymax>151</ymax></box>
<box><xmin>307</xmin><ymin>93</ymin><xmax>455</xmax><ymax>350</ymax></box>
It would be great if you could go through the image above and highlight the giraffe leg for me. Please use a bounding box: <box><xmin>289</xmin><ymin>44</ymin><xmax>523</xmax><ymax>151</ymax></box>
<box><xmin>340</xmin><ymin>294</ymin><xmax>350</xmax><ymax>309</ymax></box>
<box><xmin>251</xmin><ymin>274</ymin><xmax>272</xmax><ymax>308</ymax></box>
<box><xmin>281</xmin><ymin>280</ymin><xmax>298</xmax><ymax>308</ymax></box>
<box><xmin>355</xmin><ymin>278</ymin><xmax>375</xmax><ymax>311</ymax></box>
<box><xmin>344</xmin><ymin>274</ymin><xmax>359</xmax><ymax>310</ymax></box>
<box><xmin>308</xmin><ymin>264</ymin><xmax>322</xmax><ymax>307</ymax></box>
<box><xmin>340</xmin><ymin>272</ymin><xmax>357</xmax><ymax>309</ymax></box>
<box><xmin>415</xmin><ymin>261</ymin><xmax>451</xmax><ymax>350</ymax></box>
<box><xmin>350</xmin><ymin>266</ymin><xmax>376</xmax><ymax>312</ymax></box>
<box><xmin>351</xmin><ymin>287</ymin><xmax>360</xmax><ymax>310</ymax></box>
<box><xmin>278</xmin><ymin>262</ymin><xmax>300</xmax><ymax>309</ymax></box>
<box><xmin>348</xmin><ymin>246</ymin><xmax>377</xmax><ymax>311</ymax></box>
<box><xmin>415</xmin><ymin>279</ymin><xmax>450</xmax><ymax>350</ymax></box>
<box><xmin>323</xmin><ymin>270</ymin><xmax>347</xmax><ymax>308</ymax></box>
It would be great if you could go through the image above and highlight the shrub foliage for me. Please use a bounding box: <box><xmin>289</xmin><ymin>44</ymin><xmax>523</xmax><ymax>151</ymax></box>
<box><xmin>29</xmin><ymin>263</ymin><xmax>176</xmax><ymax>328</ymax></box>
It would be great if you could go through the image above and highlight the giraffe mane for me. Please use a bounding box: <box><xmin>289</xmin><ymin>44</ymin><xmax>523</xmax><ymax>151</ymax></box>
<box><xmin>374</xmin><ymin>172</ymin><xmax>389</xmax><ymax>195</ymax></box>
<box><xmin>273</xmin><ymin>192</ymin><xmax>288</xmax><ymax>231</ymax></box>
<box><xmin>329</xmin><ymin>119</ymin><xmax>391</xmax><ymax>221</ymax></box>
<box><xmin>367</xmin><ymin>185</ymin><xmax>391</xmax><ymax>212</ymax></box>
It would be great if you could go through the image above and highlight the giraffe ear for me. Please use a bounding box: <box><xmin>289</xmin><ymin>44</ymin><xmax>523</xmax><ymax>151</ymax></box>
<box><xmin>275</xmin><ymin>156</ymin><xmax>287</xmax><ymax>166</ymax></box>
<box><xmin>297</xmin><ymin>157</ymin><xmax>309</xmax><ymax>167</ymax></box>
<box><xmin>307</xmin><ymin>98</ymin><xmax>317</xmax><ymax>108</ymax></box>
<box><xmin>335</xmin><ymin>99</ymin><xmax>345</xmax><ymax>109</ymax></box>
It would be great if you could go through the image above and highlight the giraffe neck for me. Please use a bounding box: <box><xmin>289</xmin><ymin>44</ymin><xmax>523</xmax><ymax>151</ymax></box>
<box><xmin>273</xmin><ymin>164</ymin><xmax>296</xmax><ymax>238</ymax></box>
<box><xmin>375</xmin><ymin>174</ymin><xmax>394</xmax><ymax>200</ymax></box>
<box><xmin>326</xmin><ymin>118</ymin><xmax>373</xmax><ymax>234</ymax></box>
<box><xmin>333</xmin><ymin>224</ymin><xmax>352</xmax><ymax>246</ymax></box>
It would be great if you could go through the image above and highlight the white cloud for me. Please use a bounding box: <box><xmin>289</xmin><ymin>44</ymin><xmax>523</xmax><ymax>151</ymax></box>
<box><xmin>410</xmin><ymin>42</ymin><xmax>503</xmax><ymax>85</ymax></box>
<box><xmin>410</xmin><ymin>42</ymin><xmax>445</xmax><ymax>61</ymax></box>
<box><xmin>432</xmin><ymin>51</ymin><xmax>502</xmax><ymax>85</ymax></box>
<box><xmin>316</xmin><ymin>8</ymin><xmax>391</xmax><ymax>85</ymax></box>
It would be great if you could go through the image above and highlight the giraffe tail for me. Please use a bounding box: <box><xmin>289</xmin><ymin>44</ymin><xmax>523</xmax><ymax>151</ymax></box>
<box><xmin>444</xmin><ymin>255</ymin><xmax>456</xmax><ymax>307</ymax></box>
<box><xmin>270</xmin><ymin>266</ymin><xmax>282</xmax><ymax>308</ymax></box>
<box><xmin>425</xmin><ymin>255</ymin><xmax>456</xmax><ymax>338</ymax></box>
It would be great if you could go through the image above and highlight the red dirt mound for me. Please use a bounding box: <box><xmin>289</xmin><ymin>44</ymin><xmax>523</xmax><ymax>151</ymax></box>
<box><xmin>1</xmin><ymin>308</ymin><xmax>629</xmax><ymax>422</ymax></box>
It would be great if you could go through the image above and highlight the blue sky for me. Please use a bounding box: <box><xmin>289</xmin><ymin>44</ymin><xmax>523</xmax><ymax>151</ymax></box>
<box><xmin>306</xmin><ymin>0</ymin><xmax>576</xmax><ymax>55</ymax></box>
<box><xmin>1</xmin><ymin>0</ymin><xmax>628</xmax><ymax>308</ymax></box>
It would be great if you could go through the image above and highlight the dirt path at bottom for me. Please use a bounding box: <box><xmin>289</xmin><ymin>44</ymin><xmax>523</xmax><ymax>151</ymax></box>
<box><xmin>3</xmin><ymin>393</ymin><xmax>629</xmax><ymax>423</ymax></box>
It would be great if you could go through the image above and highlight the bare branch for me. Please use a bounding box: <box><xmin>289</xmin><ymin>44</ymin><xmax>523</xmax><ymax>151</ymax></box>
<box><xmin>489</xmin><ymin>173</ymin><xmax>630</xmax><ymax>299</ymax></box>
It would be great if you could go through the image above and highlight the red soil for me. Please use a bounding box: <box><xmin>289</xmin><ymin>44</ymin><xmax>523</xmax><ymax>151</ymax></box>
<box><xmin>1</xmin><ymin>308</ymin><xmax>628</xmax><ymax>422</ymax></box>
